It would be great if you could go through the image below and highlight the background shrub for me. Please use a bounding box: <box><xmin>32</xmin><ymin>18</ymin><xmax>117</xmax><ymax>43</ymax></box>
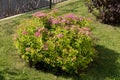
<box><xmin>14</xmin><ymin>11</ymin><xmax>96</xmax><ymax>74</ymax></box>
<box><xmin>85</xmin><ymin>0</ymin><xmax>120</xmax><ymax>24</ymax></box>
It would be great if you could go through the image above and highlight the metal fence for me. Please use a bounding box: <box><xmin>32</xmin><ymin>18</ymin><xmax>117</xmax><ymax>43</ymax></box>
<box><xmin>0</xmin><ymin>0</ymin><xmax>66</xmax><ymax>19</ymax></box>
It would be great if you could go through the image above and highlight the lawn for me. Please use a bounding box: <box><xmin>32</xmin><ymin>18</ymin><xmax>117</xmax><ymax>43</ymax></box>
<box><xmin>0</xmin><ymin>0</ymin><xmax>120</xmax><ymax>80</ymax></box>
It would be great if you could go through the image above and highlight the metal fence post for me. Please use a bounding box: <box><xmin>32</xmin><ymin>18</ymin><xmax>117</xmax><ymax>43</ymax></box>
<box><xmin>50</xmin><ymin>0</ymin><xmax>52</xmax><ymax>9</ymax></box>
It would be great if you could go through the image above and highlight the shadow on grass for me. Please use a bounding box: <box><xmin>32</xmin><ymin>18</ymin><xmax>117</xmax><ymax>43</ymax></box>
<box><xmin>34</xmin><ymin>45</ymin><xmax>120</xmax><ymax>80</ymax></box>
<box><xmin>0</xmin><ymin>71</ymin><xmax>5</xmax><ymax>80</ymax></box>
<box><xmin>73</xmin><ymin>45</ymin><xmax>120</xmax><ymax>80</ymax></box>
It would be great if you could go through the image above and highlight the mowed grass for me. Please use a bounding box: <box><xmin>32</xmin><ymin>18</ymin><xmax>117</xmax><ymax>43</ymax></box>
<box><xmin>0</xmin><ymin>0</ymin><xmax>120</xmax><ymax>80</ymax></box>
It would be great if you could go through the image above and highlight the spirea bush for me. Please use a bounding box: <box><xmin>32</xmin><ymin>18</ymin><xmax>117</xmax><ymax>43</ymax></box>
<box><xmin>85</xmin><ymin>0</ymin><xmax>120</xmax><ymax>24</ymax></box>
<box><xmin>14</xmin><ymin>11</ymin><xmax>96</xmax><ymax>74</ymax></box>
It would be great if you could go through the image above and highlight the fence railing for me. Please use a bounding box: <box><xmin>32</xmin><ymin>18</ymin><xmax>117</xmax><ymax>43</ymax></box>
<box><xmin>0</xmin><ymin>0</ymin><xmax>66</xmax><ymax>19</ymax></box>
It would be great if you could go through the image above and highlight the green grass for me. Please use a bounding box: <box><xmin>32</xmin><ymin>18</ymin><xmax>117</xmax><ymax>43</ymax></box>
<box><xmin>0</xmin><ymin>0</ymin><xmax>120</xmax><ymax>80</ymax></box>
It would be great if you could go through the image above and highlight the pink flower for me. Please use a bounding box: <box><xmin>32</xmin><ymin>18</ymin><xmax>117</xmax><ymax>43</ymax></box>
<box><xmin>61</xmin><ymin>19</ymin><xmax>66</xmax><ymax>23</ymax></box>
<box><xmin>22</xmin><ymin>31</ymin><xmax>28</xmax><ymax>35</ymax></box>
<box><xmin>48</xmin><ymin>16</ymin><xmax>53</xmax><ymax>22</ymax></box>
<box><xmin>79</xmin><ymin>17</ymin><xmax>84</xmax><ymax>21</ymax></box>
<box><xmin>78</xmin><ymin>27</ymin><xmax>85</xmax><ymax>32</ymax></box>
<box><xmin>49</xmin><ymin>16</ymin><xmax>54</xmax><ymax>20</ymax></box>
<box><xmin>85</xmin><ymin>31</ymin><xmax>92</xmax><ymax>36</ymax></box>
<box><xmin>82</xmin><ymin>27</ymin><xmax>91</xmax><ymax>31</ymax></box>
<box><xmin>32</xmin><ymin>12</ymin><xmax>47</xmax><ymax>18</ymax></box>
<box><xmin>58</xmin><ymin>16</ymin><xmax>63</xmax><ymax>20</ymax></box>
<box><xmin>78</xmin><ymin>27</ymin><xmax>92</xmax><ymax>36</ymax></box>
<box><xmin>65</xmin><ymin>13</ymin><xmax>77</xmax><ymax>19</ymax></box>
<box><xmin>65</xmin><ymin>20</ymin><xmax>70</xmax><ymax>24</ymax></box>
<box><xmin>25</xmin><ymin>47</ymin><xmax>30</xmax><ymax>52</ymax></box>
<box><xmin>75</xmin><ymin>17</ymin><xmax>79</xmax><ymax>20</ymax></box>
<box><xmin>64</xmin><ymin>26</ymin><xmax>70</xmax><ymax>30</ymax></box>
<box><xmin>35</xmin><ymin>32</ymin><xmax>40</xmax><ymax>37</ymax></box>
<box><xmin>37</xmin><ymin>27</ymin><xmax>44</xmax><ymax>32</ymax></box>
<box><xmin>65</xmin><ymin>13</ymin><xmax>75</xmax><ymax>18</ymax></box>
<box><xmin>51</xmin><ymin>19</ymin><xmax>60</xmax><ymax>25</ymax></box>
<box><xmin>57</xmin><ymin>33</ymin><xmax>64</xmax><ymax>38</ymax></box>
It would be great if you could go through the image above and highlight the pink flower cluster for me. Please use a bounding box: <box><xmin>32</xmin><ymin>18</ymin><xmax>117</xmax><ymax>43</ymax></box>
<box><xmin>57</xmin><ymin>16</ymin><xmax>70</xmax><ymax>25</ymax></box>
<box><xmin>25</xmin><ymin>47</ymin><xmax>30</xmax><ymax>52</ymax></box>
<box><xmin>64</xmin><ymin>13</ymin><xmax>78</xmax><ymax>20</ymax></box>
<box><xmin>56</xmin><ymin>14</ymin><xmax>84</xmax><ymax>25</ymax></box>
<box><xmin>49</xmin><ymin>18</ymin><xmax>60</xmax><ymax>25</ymax></box>
<box><xmin>57</xmin><ymin>33</ymin><xmax>64</xmax><ymax>38</ymax></box>
<box><xmin>64</xmin><ymin>26</ymin><xmax>70</xmax><ymax>30</ymax></box>
<box><xmin>35</xmin><ymin>32</ymin><xmax>40</xmax><ymax>37</ymax></box>
<box><xmin>32</xmin><ymin>12</ymin><xmax>47</xmax><ymax>18</ymax></box>
<box><xmin>34</xmin><ymin>27</ymin><xmax>45</xmax><ymax>37</ymax></box>
<box><xmin>79</xmin><ymin>17</ymin><xmax>84</xmax><ymax>21</ymax></box>
<box><xmin>22</xmin><ymin>31</ymin><xmax>28</xmax><ymax>35</ymax></box>
<box><xmin>78</xmin><ymin>27</ymin><xmax>92</xmax><ymax>36</ymax></box>
<box><xmin>37</xmin><ymin>27</ymin><xmax>44</xmax><ymax>32</ymax></box>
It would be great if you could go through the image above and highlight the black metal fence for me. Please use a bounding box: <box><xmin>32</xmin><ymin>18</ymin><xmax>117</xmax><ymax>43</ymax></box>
<box><xmin>0</xmin><ymin>0</ymin><xmax>66</xmax><ymax>19</ymax></box>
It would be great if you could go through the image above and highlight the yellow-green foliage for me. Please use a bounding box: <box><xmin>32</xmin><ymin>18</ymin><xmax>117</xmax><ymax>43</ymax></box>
<box><xmin>14</xmin><ymin>11</ymin><xmax>96</xmax><ymax>74</ymax></box>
